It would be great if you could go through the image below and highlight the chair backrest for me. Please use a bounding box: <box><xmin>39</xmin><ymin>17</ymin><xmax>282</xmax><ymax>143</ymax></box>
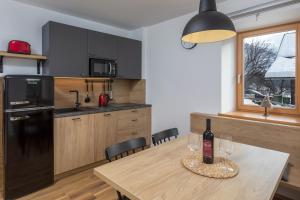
<box><xmin>152</xmin><ymin>128</ymin><xmax>179</xmax><ymax>146</ymax></box>
<box><xmin>105</xmin><ymin>137</ymin><xmax>146</xmax><ymax>162</ymax></box>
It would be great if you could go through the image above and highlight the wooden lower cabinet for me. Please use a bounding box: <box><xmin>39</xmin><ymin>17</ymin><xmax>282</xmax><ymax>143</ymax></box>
<box><xmin>54</xmin><ymin>107</ymin><xmax>151</xmax><ymax>175</ymax></box>
<box><xmin>94</xmin><ymin>112</ymin><xmax>117</xmax><ymax>162</ymax></box>
<box><xmin>115</xmin><ymin>108</ymin><xmax>151</xmax><ymax>145</ymax></box>
<box><xmin>54</xmin><ymin>115</ymin><xmax>95</xmax><ymax>175</ymax></box>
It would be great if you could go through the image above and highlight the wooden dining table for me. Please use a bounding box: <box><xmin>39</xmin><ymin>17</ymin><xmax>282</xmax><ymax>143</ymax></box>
<box><xmin>94</xmin><ymin>134</ymin><xmax>289</xmax><ymax>200</ymax></box>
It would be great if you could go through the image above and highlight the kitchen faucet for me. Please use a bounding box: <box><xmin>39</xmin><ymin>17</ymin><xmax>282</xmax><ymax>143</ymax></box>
<box><xmin>69</xmin><ymin>90</ymin><xmax>81</xmax><ymax>110</ymax></box>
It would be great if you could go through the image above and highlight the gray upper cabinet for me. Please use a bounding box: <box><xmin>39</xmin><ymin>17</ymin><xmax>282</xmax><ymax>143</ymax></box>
<box><xmin>117</xmin><ymin>37</ymin><xmax>142</xmax><ymax>79</ymax></box>
<box><xmin>88</xmin><ymin>31</ymin><xmax>117</xmax><ymax>60</ymax></box>
<box><xmin>42</xmin><ymin>21</ymin><xmax>142</xmax><ymax>79</ymax></box>
<box><xmin>42</xmin><ymin>21</ymin><xmax>88</xmax><ymax>77</ymax></box>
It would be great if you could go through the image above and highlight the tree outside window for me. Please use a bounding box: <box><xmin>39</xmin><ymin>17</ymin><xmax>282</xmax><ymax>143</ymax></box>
<box><xmin>243</xmin><ymin>30</ymin><xmax>296</xmax><ymax>109</ymax></box>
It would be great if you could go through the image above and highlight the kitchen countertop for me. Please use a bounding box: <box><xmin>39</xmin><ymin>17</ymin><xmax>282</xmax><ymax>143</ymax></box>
<box><xmin>54</xmin><ymin>103</ymin><xmax>152</xmax><ymax>118</ymax></box>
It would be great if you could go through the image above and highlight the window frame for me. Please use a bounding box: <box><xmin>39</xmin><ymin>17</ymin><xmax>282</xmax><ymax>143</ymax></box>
<box><xmin>237</xmin><ymin>22</ymin><xmax>300</xmax><ymax>115</ymax></box>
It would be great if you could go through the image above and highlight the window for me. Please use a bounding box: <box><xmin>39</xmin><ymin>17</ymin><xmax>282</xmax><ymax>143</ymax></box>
<box><xmin>237</xmin><ymin>23</ymin><xmax>300</xmax><ymax>115</ymax></box>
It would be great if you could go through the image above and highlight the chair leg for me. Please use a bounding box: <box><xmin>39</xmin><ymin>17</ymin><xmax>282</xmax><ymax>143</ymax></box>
<box><xmin>117</xmin><ymin>191</ymin><xmax>123</xmax><ymax>200</ymax></box>
<box><xmin>117</xmin><ymin>191</ymin><xmax>131</xmax><ymax>200</ymax></box>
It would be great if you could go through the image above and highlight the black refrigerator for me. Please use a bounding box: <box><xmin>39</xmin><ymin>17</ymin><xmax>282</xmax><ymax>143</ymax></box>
<box><xmin>3</xmin><ymin>75</ymin><xmax>54</xmax><ymax>199</ymax></box>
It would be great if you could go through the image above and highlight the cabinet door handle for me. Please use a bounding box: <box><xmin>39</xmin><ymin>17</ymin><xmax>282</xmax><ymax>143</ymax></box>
<box><xmin>104</xmin><ymin>113</ymin><xmax>111</xmax><ymax>117</ymax></box>
<box><xmin>132</xmin><ymin>132</ymin><xmax>138</xmax><ymax>135</ymax></box>
<box><xmin>10</xmin><ymin>115</ymin><xmax>30</xmax><ymax>121</ymax></box>
<box><xmin>72</xmin><ymin>118</ymin><xmax>81</xmax><ymax>121</ymax></box>
<box><xmin>10</xmin><ymin>101</ymin><xmax>30</xmax><ymax>106</ymax></box>
<box><xmin>132</xmin><ymin>119</ymin><xmax>138</xmax><ymax>122</ymax></box>
<box><xmin>131</xmin><ymin>110</ymin><xmax>138</xmax><ymax>113</ymax></box>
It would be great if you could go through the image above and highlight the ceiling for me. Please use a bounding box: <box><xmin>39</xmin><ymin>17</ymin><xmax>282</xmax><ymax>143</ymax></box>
<box><xmin>12</xmin><ymin>0</ymin><xmax>300</xmax><ymax>30</ymax></box>
<box><xmin>13</xmin><ymin>0</ymin><xmax>228</xmax><ymax>30</ymax></box>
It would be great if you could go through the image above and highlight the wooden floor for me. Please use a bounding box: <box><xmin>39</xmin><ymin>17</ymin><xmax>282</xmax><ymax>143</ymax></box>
<box><xmin>14</xmin><ymin>169</ymin><xmax>116</xmax><ymax>200</ymax></box>
<box><xmin>0</xmin><ymin>168</ymin><xmax>288</xmax><ymax>200</ymax></box>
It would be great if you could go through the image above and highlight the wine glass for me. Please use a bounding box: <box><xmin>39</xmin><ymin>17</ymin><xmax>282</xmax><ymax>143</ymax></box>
<box><xmin>219</xmin><ymin>135</ymin><xmax>234</xmax><ymax>173</ymax></box>
<box><xmin>224</xmin><ymin>135</ymin><xmax>234</xmax><ymax>172</ymax></box>
<box><xmin>219</xmin><ymin>135</ymin><xmax>226</xmax><ymax>169</ymax></box>
<box><xmin>187</xmin><ymin>133</ymin><xmax>200</xmax><ymax>167</ymax></box>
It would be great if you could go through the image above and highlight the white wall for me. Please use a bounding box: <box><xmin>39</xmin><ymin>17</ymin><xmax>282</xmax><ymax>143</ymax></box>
<box><xmin>145</xmin><ymin>13</ymin><xmax>223</xmax><ymax>134</ymax></box>
<box><xmin>0</xmin><ymin>0</ymin><xmax>138</xmax><ymax>75</ymax></box>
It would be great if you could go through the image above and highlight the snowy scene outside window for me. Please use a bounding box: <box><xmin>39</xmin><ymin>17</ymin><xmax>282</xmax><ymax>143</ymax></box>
<box><xmin>243</xmin><ymin>30</ymin><xmax>296</xmax><ymax>109</ymax></box>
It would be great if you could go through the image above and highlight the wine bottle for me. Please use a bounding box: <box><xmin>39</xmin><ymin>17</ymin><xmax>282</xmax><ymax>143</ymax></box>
<box><xmin>203</xmin><ymin>119</ymin><xmax>214</xmax><ymax>164</ymax></box>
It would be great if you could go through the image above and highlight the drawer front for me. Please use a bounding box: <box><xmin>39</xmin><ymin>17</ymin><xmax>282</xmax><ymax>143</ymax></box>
<box><xmin>117</xmin><ymin>116</ymin><xmax>146</xmax><ymax>130</ymax></box>
<box><xmin>116</xmin><ymin>128</ymin><xmax>147</xmax><ymax>143</ymax></box>
<box><xmin>117</xmin><ymin>108</ymin><xmax>147</xmax><ymax>120</ymax></box>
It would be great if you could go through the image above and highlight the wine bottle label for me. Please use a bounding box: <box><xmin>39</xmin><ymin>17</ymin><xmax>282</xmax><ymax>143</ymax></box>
<box><xmin>203</xmin><ymin>140</ymin><xmax>212</xmax><ymax>159</ymax></box>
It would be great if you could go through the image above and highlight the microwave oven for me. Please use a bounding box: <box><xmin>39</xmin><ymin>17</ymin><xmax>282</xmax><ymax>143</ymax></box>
<box><xmin>89</xmin><ymin>58</ymin><xmax>117</xmax><ymax>77</ymax></box>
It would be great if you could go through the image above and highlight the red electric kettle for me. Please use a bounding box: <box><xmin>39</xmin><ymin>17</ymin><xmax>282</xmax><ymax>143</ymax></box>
<box><xmin>98</xmin><ymin>93</ymin><xmax>109</xmax><ymax>107</ymax></box>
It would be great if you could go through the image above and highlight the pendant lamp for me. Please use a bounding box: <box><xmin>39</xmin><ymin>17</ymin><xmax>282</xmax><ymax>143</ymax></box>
<box><xmin>182</xmin><ymin>0</ymin><xmax>236</xmax><ymax>43</ymax></box>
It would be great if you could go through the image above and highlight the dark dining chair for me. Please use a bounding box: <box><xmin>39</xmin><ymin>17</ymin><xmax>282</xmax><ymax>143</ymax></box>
<box><xmin>152</xmin><ymin>128</ymin><xmax>179</xmax><ymax>146</ymax></box>
<box><xmin>105</xmin><ymin>137</ymin><xmax>147</xmax><ymax>200</ymax></box>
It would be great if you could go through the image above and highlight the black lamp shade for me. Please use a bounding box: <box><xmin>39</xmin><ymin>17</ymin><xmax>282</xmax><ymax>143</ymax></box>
<box><xmin>182</xmin><ymin>0</ymin><xmax>236</xmax><ymax>43</ymax></box>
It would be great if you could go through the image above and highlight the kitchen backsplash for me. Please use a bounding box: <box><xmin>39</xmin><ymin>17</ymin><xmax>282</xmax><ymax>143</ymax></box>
<box><xmin>54</xmin><ymin>78</ymin><xmax>145</xmax><ymax>108</ymax></box>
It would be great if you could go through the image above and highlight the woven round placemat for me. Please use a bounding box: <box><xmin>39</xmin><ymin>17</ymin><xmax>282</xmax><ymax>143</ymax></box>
<box><xmin>182</xmin><ymin>154</ymin><xmax>239</xmax><ymax>179</ymax></box>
